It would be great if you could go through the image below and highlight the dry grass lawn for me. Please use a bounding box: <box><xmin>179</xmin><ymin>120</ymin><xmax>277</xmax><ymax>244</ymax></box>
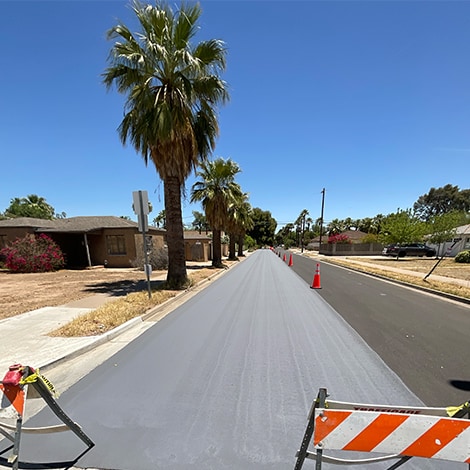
<box><xmin>50</xmin><ymin>264</ymin><xmax>230</xmax><ymax>337</ymax></box>
<box><xmin>314</xmin><ymin>255</ymin><xmax>470</xmax><ymax>300</ymax></box>
<box><xmin>0</xmin><ymin>260</ymin><xmax>237</xmax><ymax>337</ymax></box>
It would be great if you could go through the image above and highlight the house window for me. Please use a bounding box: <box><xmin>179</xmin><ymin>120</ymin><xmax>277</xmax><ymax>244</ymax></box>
<box><xmin>464</xmin><ymin>237</ymin><xmax>470</xmax><ymax>250</ymax></box>
<box><xmin>0</xmin><ymin>235</ymin><xmax>6</xmax><ymax>249</ymax></box>
<box><xmin>106</xmin><ymin>235</ymin><xmax>127</xmax><ymax>255</ymax></box>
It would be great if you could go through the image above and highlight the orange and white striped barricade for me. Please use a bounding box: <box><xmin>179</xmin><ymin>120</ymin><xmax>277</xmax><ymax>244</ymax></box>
<box><xmin>0</xmin><ymin>364</ymin><xmax>94</xmax><ymax>470</ymax></box>
<box><xmin>294</xmin><ymin>388</ymin><xmax>470</xmax><ymax>469</ymax></box>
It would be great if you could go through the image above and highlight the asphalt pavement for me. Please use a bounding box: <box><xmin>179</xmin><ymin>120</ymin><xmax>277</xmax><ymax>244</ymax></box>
<box><xmin>0</xmin><ymin>251</ymin><xmax>468</xmax><ymax>380</ymax></box>
<box><xmin>2</xmin><ymin>250</ymin><xmax>465</xmax><ymax>470</ymax></box>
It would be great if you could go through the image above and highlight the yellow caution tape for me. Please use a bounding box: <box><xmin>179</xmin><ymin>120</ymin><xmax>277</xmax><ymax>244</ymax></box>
<box><xmin>19</xmin><ymin>369</ymin><xmax>59</xmax><ymax>398</ymax></box>
<box><xmin>446</xmin><ymin>401</ymin><xmax>470</xmax><ymax>418</ymax></box>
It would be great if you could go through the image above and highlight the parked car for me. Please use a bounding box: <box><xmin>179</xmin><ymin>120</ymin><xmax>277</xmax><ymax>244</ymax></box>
<box><xmin>382</xmin><ymin>243</ymin><xmax>436</xmax><ymax>258</ymax></box>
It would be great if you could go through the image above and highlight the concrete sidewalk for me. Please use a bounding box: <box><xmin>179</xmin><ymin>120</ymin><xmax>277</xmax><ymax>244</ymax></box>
<box><xmin>0</xmin><ymin>261</ymin><xmax>229</xmax><ymax>376</ymax></box>
<box><xmin>0</xmin><ymin>291</ymin><xmax>157</xmax><ymax>376</ymax></box>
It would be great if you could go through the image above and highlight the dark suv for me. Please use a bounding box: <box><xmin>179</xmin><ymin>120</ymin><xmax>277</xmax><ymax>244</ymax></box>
<box><xmin>382</xmin><ymin>243</ymin><xmax>436</xmax><ymax>258</ymax></box>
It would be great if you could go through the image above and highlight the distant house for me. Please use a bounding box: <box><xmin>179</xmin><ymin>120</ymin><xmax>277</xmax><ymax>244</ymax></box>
<box><xmin>0</xmin><ymin>216</ymin><xmax>166</xmax><ymax>268</ymax></box>
<box><xmin>309</xmin><ymin>229</ymin><xmax>383</xmax><ymax>256</ymax></box>
<box><xmin>183</xmin><ymin>230</ymin><xmax>212</xmax><ymax>262</ymax></box>
<box><xmin>308</xmin><ymin>230</ymin><xmax>369</xmax><ymax>249</ymax></box>
<box><xmin>428</xmin><ymin>224</ymin><xmax>470</xmax><ymax>257</ymax></box>
<box><xmin>333</xmin><ymin>229</ymin><xmax>369</xmax><ymax>243</ymax></box>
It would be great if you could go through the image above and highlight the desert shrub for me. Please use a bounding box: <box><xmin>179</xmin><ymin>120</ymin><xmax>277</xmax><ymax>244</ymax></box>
<box><xmin>132</xmin><ymin>246</ymin><xmax>168</xmax><ymax>271</ymax></box>
<box><xmin>455</xmin><ymin>250</ymin><xmax>470</xmax><ymax>263</ymax></box>
<box><xmin>0</xmin><ymin>233</ymin><xmax>65</xmax><ymax>273</ymax></box>
<box><xmin>328</xmin><ymin>234</ymin><xmax>352</xmax><ymax>244</ymax></box>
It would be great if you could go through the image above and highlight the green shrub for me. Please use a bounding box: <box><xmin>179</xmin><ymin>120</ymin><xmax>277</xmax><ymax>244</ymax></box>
<box><xmin>0</xmin><ymin>234</ymin><xmax>65</xmax><ymax>273</ymax></box>
<box><xmin>455</xmin><ymin>250</ymin><xmax>470</xmax><ymax>263</ymax></box>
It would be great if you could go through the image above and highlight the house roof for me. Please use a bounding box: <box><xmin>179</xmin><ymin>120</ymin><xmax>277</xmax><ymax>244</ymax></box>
<box><xmin>456</xmin><ymin>224</ymin><xmax>470</xmax><ymax>235</ymax></box>
<box><xmin>0</xmin><ymin>217</ymin><xmax>57</xmax><ymax>228</ymax></box>
<box><xmin>183</xmin><ymin>230</ymin><xmax>211</xmax><ymax>240</ymax></box>
<box><xmin>0</xmin><ymin>216</ymin><xmax>165</xmax><ymax>234</ymax></box>
<box><xmin>341</xmin><ymin>229</ymin><xmax>369</xmax><ymax>240</ymax></box>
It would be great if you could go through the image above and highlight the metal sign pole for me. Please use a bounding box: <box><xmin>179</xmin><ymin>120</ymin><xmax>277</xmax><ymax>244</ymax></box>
<box><xmin>138</xmin><ymin>191</ymin><xmax>152</xmax><ymax>299</ymax></box>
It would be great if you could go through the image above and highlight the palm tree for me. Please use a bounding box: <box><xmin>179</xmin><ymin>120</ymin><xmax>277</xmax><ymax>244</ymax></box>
<box><xmin>191</xmin><ymin>210</ymin><xmax>209</xmax><ymax>234</ymax></box>
<box><xmin>103</xmin><ymin>1</ymin><xmax>228</xmax><ymax>288</ymax></box>
<box><xmin>153</xmin><ymin>210</ymin><xmax>166</xmax><ymax>229</ymax></box>
<box><xmin>235</xmin><ymin>199</ymin><xmax>254</xmax><ymax>257</ymax></box>
<box><xmin>5</xmin><ymin>195</ymin><xmax>55</xmax><ymax>219</ymax></box>
<box><xmin>226</xmin><ymin>193</ymin><xmax>252</xmax><ymax>260</ymax></box>
<box><xmin>190</xmin><ymin>158</ymin><xmax>242</xmax><ymax>267</ymax></box>
<box><xmin>295</xmin><ymin>209</ymin><xmax>309</xmax><ymax>250</ymax></box>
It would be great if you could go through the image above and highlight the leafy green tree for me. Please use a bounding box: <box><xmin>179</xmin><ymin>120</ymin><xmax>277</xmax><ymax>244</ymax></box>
<box><xmin>243</xmin><ymin>234</ymin><xmax>256</xmax><ymax>250</ymax></box>
<box><xmin>190</xmin><ymin>158</ymin><xmax>243</xmax><ymax>267</ymax></box>
<box><xmin>103</xmin><ymin>0</ymin><xmax>228</xmax><ymax>288</ymax></box>
<box><xmin>378</xmin><ymin>209</ymin><xmax>427</xmax><ymax>248</ymax></box>
<box><xmin>275</xmin><ymin>223</ymin><xmax>294</xmax><ymax>247</ymax></box>
<box><xmin>426</xmin><ymin>211</ymin><xmax>465</xmax><ymax>255</ymax></box>
<box><xmin>246</xmin><ymin>208</ymin><xmax>277</xmax><ymax>247</ymax></box>
<box><xmin>4</xmin><ymin>195</ymin><xmax>55</xmax><ymax>220</ymax></box>
<box><xmin>413</xmin><ymin>184</ymin><xmax>470</xmax><ymax>221</ymax></box>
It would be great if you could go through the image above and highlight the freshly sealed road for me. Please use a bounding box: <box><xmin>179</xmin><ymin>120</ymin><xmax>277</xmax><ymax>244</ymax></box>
<box><xmin>6</xmin><ymin>250</ymin><xmax>464</xmax><ymax>469</ymax></box>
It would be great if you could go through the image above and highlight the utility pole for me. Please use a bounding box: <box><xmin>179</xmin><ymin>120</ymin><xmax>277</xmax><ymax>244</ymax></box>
<box><xmin>318</xmin><ymin>188</ymin><xmax>325</xmax><ymax>253</ymax></box>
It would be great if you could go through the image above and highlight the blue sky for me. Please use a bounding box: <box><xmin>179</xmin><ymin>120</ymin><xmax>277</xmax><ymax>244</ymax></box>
<box><xmin>1</xmin><ymin>0</ymin><xmax>469</xmax><ymax>229</ymax></box>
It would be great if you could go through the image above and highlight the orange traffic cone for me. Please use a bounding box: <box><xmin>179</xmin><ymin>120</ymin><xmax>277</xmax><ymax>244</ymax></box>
<box><xmin>311</xmin><ymin>263</ymin><xmax>321</xmax><ymax>289</ymax></box>
<box><xmin>283</xmin><ymin>253</ymin><xmax>286</xmax><ymax>262</ymax></box>
<box><xmin>288</xmin><ymin>253</ymin><xmax>293</xmax><ymax>267</ymax></box>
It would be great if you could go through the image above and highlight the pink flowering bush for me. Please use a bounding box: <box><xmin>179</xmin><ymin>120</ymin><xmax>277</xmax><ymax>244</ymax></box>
<box><xmin>0</xmin><ymin>234</ymin><xmax>65</xmax><ymax>273</ymax></box>
<box><xmin>327</xmin><ymin>234</ymin><xmax>352</xmax><ymax>244</ymax></box>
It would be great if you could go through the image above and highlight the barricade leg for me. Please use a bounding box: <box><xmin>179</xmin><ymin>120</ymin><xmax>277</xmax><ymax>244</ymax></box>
<box><xmin>1</xmin><ymin>365</ymin><xmax>94</xmax><ymax>468</ymax></box>
<box><xmin>294</xmin><ymin>388</ymin><xmax>327</xmax><ymax>470</ymax></box>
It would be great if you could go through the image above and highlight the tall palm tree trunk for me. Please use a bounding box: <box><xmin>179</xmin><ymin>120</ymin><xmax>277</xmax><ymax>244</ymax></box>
<box><xmin>228</xmin><ymin>233</ymin><xmax>237</xmax><ymax>260</ymax></box>
<box><xmin>212</xmin><ymin>228</ymin><xmax>223</xmax><ymax>267</ymax></box>
<box><xmin>237</xmin><ymin>233</ymin><xmax>245</xmax><ymax>257</ymax></box>
<box><xmin>164</xmin><ymin>176</ymin><xmax>188</xmax><ymax>287</ymax></box>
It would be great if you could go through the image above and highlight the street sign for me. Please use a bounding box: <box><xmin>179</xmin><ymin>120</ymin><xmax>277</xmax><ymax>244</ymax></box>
<box><xmin>132</xmin><ymin>190</ymin><xmax>149</xmax><ymax>215</ymax></box>
<box><xmin>137</xmin><ymin>214</ymin><xmax>148</xmax><ymax>233</ymax></box>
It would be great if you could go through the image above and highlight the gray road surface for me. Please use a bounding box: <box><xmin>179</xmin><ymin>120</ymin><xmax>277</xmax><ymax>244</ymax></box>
<box><xmin>287</xmin><ymin>252</ymin><xmax>470</xmax><ymax>406</ymax></box>
<box><xmin>1</xmin><ymin>250</ymin><xmax>464</xmax><ymax>469</ymax></box>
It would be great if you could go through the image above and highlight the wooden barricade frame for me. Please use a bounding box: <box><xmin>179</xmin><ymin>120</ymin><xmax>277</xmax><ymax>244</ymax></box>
<box><xmin>0</xmin><ymin>365</ymin><xmax>94</xmax><ymax>470</ymax></box>
<box><xmin>294</xmin><ymin>388</ymin><xmax>470</xmax><ymax>470</ymax></box>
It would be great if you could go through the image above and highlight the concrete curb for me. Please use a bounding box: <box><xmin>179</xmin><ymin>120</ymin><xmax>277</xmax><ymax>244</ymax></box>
<box><xmin>40</xmin><ymin>317</ymin><xmax>144</xmax><ymax>372</ymax></box>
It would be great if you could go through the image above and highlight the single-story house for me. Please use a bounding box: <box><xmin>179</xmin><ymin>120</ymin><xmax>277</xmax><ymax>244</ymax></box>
<box><xmin>183</xmin><ymin>230</ymin><xmax>212</xmax><ymax>262</ymax></box>
<box><xmin>0</xmin><ymin>216</ymin><xmax>166</xmax><ymax>268</ymax></box>
<box><xmin>428</xmin><ymin>224</ymin><xmax>470</xmax><ymax>257</ymax></box>
<box><xmin>309</xmin><ymin>230</ymin><xmax>383</xmax><ymax>256</ymax></box>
